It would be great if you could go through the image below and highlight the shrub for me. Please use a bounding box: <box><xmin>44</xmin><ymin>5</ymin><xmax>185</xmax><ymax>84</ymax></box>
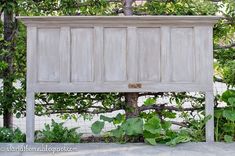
<box><xmin>0</xmin><ymin>127</ymin><xmax>25</xmax><ymax>143</ymax></box>
<box><xmin>35</xmin><ymin>119</ymin><xmax>82</xmax><ymax>143</ymax></box>
<box><xmin>215</xmin><ymin>90</ymin><xmax>235</xmax><ymax>142</ymax></box>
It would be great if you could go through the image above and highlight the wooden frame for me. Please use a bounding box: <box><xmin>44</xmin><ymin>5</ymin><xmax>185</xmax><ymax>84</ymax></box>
<box><xmin>17</xmin><ymin>16</ymin><xmax>220</xmax><ymax>143</ymax></box>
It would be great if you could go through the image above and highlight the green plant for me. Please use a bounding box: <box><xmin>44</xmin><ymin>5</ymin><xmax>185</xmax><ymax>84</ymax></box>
<box><xmin>35</xmin><ymin>119</ymin><xmax>82</xmax><ymax>143</ymax></box>
<box><xmin>0</xmin><ymin>127</ymin><xmax>25</xmax><ymax>143</ymax></box>
<box><xmin>91</xmin><ymin>113</ymin><xmax>196</xmax><ymax>146</ymax></box>
<box><xmin>135</xmin><ymin>0</ymin><xmax>218</xmax><ymax>15</ymax></box>
<box><xmin>109</xmin><ymin>117</ymin><xmax>143</xmax><ymax>140</ymax></box>
<box><xmin>215</xmin><ymin>90</ymin><xmax>235</xmax><ymax>142</ymax></box>
<box><xmin>143</xmin><ymin>115</ymin><xmax>193</xmax><ymax>146</ymax></box>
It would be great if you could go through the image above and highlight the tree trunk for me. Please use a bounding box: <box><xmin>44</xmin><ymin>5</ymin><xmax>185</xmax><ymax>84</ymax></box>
<box><xmin>123</xmin><ymin>0</ymin><xmax>139</xmax><ymax>118</ymax></box>
<box><xmin>3</xmin><ymin>7</ymin><xmax>15</xmax><ymax>128</ymax></box>
<box><xmin>125</xmin><ymin>93</ymin><xmax>139</xmax><ymax>118</ymax></box>
<box><xmin>3</xmin><ymin>109</ymin><xmax>13</xmax><ymax>128</ymax></box>
<box><xmin>123</xmin><ymin>0</ymin><xmax>133</xmax><ymax>16</ymax></box>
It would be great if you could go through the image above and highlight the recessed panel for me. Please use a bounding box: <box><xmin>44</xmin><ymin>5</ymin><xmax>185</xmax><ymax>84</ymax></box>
<box><xmin>71</xmin><ymin>28</ymin><xmax>94</xmax><ymax>82</ymax></box>
<box><xmin>37</xmin><ymin>29</ymin><xmax>60</xmax><ymax>82</ymax></box>
<box><xmin>137</xmin><ymin>28</ymin><xmax>161</xmax><ymax>82</ymax></box>
<box><xmin>171</xmin><ymin>28</ymin><xmax>194</xmax><ymax>82</ymax></box>
<box><xmin>104</xmin><ymin>28</ymin><xmax>127</xmax><ymax>81</ymax></box>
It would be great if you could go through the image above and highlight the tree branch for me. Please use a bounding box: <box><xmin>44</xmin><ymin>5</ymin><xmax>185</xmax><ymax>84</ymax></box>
<box><xmin>171</xmin><ymin>121</ymin><xmax>188</xmax><ymax>127</ymax></box>
<box><xmin>42</xmin><ymin>107</ymin><xmax>121</xmax><ymax>115</ymax></box>
<box><xmin>214</xmin><ymin>76</ymin><xmax>224</xmax><ymax>83</ymax></box>
<box><xmin>216</xmin><ymin>43</ymin><xmax>235</xmax><ymax>49</ymax></box>
<box><xmin>140</xmin><ymin>104</ymin><xmax>203</xmax><ymax>112</ymax></box>
<box><xmin>38</xmin><ymin>103</ymin><xmax>203</xmax><ymax>115</ymax></box>
<box><xmin>138</xmin><ymin>92</ymin><xmax>164</xmax><ymax>97</ymax></box>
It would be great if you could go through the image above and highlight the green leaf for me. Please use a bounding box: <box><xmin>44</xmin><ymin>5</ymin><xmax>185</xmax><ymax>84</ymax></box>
<box><xmin>91</xmin><ymin>121</ymin><xmax>104</xmax><ymax>134</ymax></box>
<box><xmin>222</xmin><ymin>123</ymin><xmax>234</xmax><ymax>132</ymax></box>
<box><xmin>37</xmin><ymin>119</ymin><xmax>81</xmax><ymax>143</ymax></box>
<box><xmin>224</xmin><ymin>135</ymin><xmax>233</xmax><ymax>143</ymax></box>
<box><xmin>113</xmin><ymin>113</ymin><xmax>125</xmax><ymax>125</ymax></box>
<box><xmin>16</xmin><ymin>112</ymin><xmax>21</xmax><ymax>118</ymax></box>
<box><xmin>71</xmin><ymin>114</ymin><xmax>78</xmax><ymax>122</ymax></box>
<box><xmin>100</xmin><ymin>115</ymin><xmax>113</xmax><ymax>123</ymax></box>
<box><xmin>145</xmin><ymin>138</ymin><xmax>157</xmax><ymax>145</ymax></box>
<box><xmin>162</xmin><ymin>121</ymin><xmax>172</xmax><ymax>130</ymax></box>
<box><xmin>215</xmin><ymin>109</ymin><xmax>223</xmax><ymax>118</ymax></box>
<box><xmin>166</xmin><ymin>134</ymin><xmax>191</xmax><ymax>146</ymax></box>
<box><xmin>228</xmin><ymin>97</ymin><xmax>235</xmax><ymax>107</ymax></box>
<box><xmin>162</xmin><ymin>110</ymin><xmax>177</xmax><ymax>119</ymax></box>
<box><xmin>144</xmin><ymin>116</ymin><xmax>161</xmax><ymax>134</ymax></box>
<box><xmin>203</xmin><ymin>115</ymin><xmax>212</xmax><ymax>124</ymax></box>
<box><xmin>221</xmin><ymin>90</ymin><xmax>235</xmax><ymax>103</ymax></box>
<box><xmin>110</xmin><ymin>126</ymin><xmax>124</xmax><ymax>138</ymax></box>
<box><xmin>122</xmin><ymin>117</ymin><xmax>143</xmax><ymax>135</ymax></box>
<box><xmin>144</xmin><ymin>98</ymin><xmax>156</xmax><ymax>106</ymax></box>
<box><xmin>223</xmin><ymin>110</ymin><xmax>235</xmax><ymax>121</ymax></box>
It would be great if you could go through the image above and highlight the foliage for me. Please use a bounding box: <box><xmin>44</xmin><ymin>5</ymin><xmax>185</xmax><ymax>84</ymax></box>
<box><xmin>166</xmin><ymin>130</ymin><xmax>192</xmax><ymax>146</ymax></box>
<box><xmin>91</xmin><ymin>112</ymin><xmax>210</xmax><ymax>145</ymax></box>
<box><xmin>91</xmin><ymin>121</ymin><xmax>105</xmax><ymax>134</ymax></box>
<box><xmin>222</xmin><ymin>61</ymin><xmax>235</xmax><ymax>87</ymax></box>
<box><xmin>135</xmin><ymin>0</ymin><xmax>219</xmax><ymax>15</ymax></box>
<box><xmin>144</xmin><ymin>98</ymin><xmax>156</xmax><ymax>106</ymax></box>
<box><xmin>215</xmin><ymin>90</ymin><xmax>235</xmax><ymax>142</ymax></box>
<box><xmin>35</xmin><ymin>119</ymin><xmax>82</xmax><ymax>143</ymax></box>
<box><xmin>0</xmin><ymin>127</ymin><xmax>25</xmax><ymax>143</ymax></box>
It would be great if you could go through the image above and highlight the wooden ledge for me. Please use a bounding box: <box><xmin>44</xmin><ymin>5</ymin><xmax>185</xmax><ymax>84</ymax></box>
<box><xmin>16</xmin><ymin>16</ymin><xmax>221</xmax><ymax>26</ymax></box>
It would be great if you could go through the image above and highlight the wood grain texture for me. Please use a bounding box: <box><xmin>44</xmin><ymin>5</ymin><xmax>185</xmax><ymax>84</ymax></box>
<box><xmin>205</xmin><ymin>91</ymin><xmax>214</xmax><ymax>142</ymax></box>
<box><xmin>194</xmin><ymin>26</ymin><xmax>213</xmax><ymax>86</ymax></box>
<box><xmin>22</xmin><ymin>16</ymin><xmax>219</xmax><ymax>144</ymax></box>
<box><xmin>26</xmin><ymin>27</ymin><xmax>37</xmax><ymax>91</ymax></box>
<box><xmin>59</xmin><ymin>27</ymin><xmax>70</xmax><ymax>83</ymax></box>
<box><xmin>170</xmin><ymin>28</ymin><xmax>195</xmax><ymax>82</ymax></box>
<box><xmin>26</xmin><ymin>91</ymin><xmax>35</xmax><ymax>143</ymax></box>
<box><xmin>37</xmin><ymin>28</ymin><xmax>60</xmax><ymax>82</ymax></box>
<box><xmin>32</xmin><ymin>83</ymin><xmax>212</xmax><ymax>92</ymax></box>
<box><xmin>104</xmin><ymin>28</ymin><xmax>127</xmax><ymax>82</ymax></box>
<box><xmin>161</xmin><ymin>26</ymin><xmax>171</xmax><ymax>82</ymax></box>
<box><xmin>27</xmin><ymin>22</ymin><xmax>215</xmax><ymax>92</ymax></box>
<box><xmin>137</xmin><ymin>28</ymin><xmax>161</xmax><ymax>82</ymax></box>
<box><xmin>71</xmin><ymin>28</ymin><xmax>94</xmax><ymax>82</ymax></box>
<box><xmin>17</xmin><ymin>16</ymin><xmax>221</xmax><ymax>26</ymax></box>
<box><xmin>26</xmin><ymin>27</ymin><xmax>37</xmax><ymax>143</ymax></box>
<box><xmin>94</xmin><ymin>26</ymin><xmax>104</xmax><ymax>83</ymax></box>
<box><xmin>127</xmin><ymin>27</ymin><xmax>137</xmax><ymax>82</ymax></box>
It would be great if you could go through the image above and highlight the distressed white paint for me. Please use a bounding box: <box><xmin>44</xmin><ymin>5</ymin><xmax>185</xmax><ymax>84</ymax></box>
<box><xmin>26</xmin><ymin>91</ymin><xmax>35</xmax><ymax>143</ymax></box>
<box><xmin>59</xmin><ymin>27</ymin><xmax>71</xmax><ymax>84</ymax></box>
<box><xmin>37</xmin><ymin>28</ymin><xmax>60</xmax><ymax>82</ymax></box>
<box><xmin>26</xmin><ymin>26</ymin><xmax>37</xmax><ymax>143</ymax></box>
<box><xmin>18</xmin><ymin>16</ymin><xmax>220</xmax><ymax>143</ymax></box>
<box><xmin>194</xmin><ymin>26</ymin><xmax>214</xmax><ymax>85</ymax></box>
<box><xmin>170</xmin><ymin>28</ymin><xmax>195</xmax><ymax>82</ymax></box>
<box><xmin>19</xmin><ymin>16</ymin><xmax>219</xmax><ymax>92</ymax></box>
<box><xmin>71</xmin><ymin>28</ymin><xmax>94</xmax><ymax>82</ymax></box>
<box><xmin>161</xmin><ymin>26</ymin><xmax>171</xmax><ymax>82</ymax></box>
<box><xmin>104</xmin><ymin>28</ymin><xmax>127</xmax><ymax>82</ymax></box>
<box><xmin>206</xmin><ymin>91</ymin><xmax>214</xmax><ymax>142</ymax></box>
<box><xmin>127</xmin><ymin>27</ymin><xmax>137</xmax><ymax>82</ymax></box>
<box><xmin>94</xmin><ymin>27</ymin><xmax>104</xmax><ymax>83</ymax></box>
<box><xmin>137</xmin><ymin>28</ymin><xmax>161</xmax><ymax>82</ymax></box>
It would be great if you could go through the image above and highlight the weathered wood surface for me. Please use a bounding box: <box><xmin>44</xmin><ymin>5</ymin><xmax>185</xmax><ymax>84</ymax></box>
<box><xmin>18</xmin><ymin>16</ymin><xmax>219</xmax><ymax>93</ymax></box>
<box><xmin>17</xmin><ymin>16</ymin><xmax>220</xmax><ymax>143</ymax></box>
